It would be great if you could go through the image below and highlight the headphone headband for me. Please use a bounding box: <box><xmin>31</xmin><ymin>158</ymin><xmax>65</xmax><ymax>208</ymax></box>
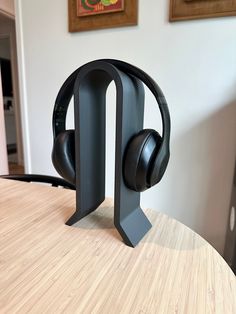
<box><xmin>53</xmin><ymin>59</ymin><xmax>170</xmax><ymax>140</ymax></box>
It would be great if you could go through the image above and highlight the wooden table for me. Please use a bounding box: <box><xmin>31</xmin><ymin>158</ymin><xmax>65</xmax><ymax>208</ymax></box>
<box><xmin>0</xmin><ymin>179</ymin><xmax>235</xmax><ymax>313</ymax></box>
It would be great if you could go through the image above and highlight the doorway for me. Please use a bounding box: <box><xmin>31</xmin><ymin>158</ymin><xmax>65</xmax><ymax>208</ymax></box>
<box><xmin>0</xmin><ymin>13</ymin><xmax>24</xmax><ymax>174</ymax></box>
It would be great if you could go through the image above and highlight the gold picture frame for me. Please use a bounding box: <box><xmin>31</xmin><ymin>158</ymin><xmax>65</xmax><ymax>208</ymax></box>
<box><xmin>68</xmin><ymin>0</ymin><xmax>138</xmax><ymax>32</ymax></box>
<box><xmin>170</xmin><ymin>0</ymin><xmax>236</xmax><ymax>21</ymax></box>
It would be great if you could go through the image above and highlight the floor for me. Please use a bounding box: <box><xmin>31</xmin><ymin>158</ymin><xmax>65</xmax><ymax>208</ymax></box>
<box><xmin>8</xmin><ymin>163</ymin><xmax>24</xmax><ymax>174</ymax></box>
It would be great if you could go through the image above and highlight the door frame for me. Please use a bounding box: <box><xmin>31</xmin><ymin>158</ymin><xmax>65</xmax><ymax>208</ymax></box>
<box><xmin>12</xmin><ymin>0</ymin><xmax>31</xmax><ymax>172</ymax></box>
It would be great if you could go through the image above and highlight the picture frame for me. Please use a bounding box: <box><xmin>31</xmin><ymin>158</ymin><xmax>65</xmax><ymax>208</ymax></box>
<box><xmin>170</xmin><ymin>0</ymin><xmax>236</xmax><ymax>21</ymax></box>
<box><xmin>68</xmin><ymin>0</ymin><xmax>138</xmax><ymax>32</ymax></box>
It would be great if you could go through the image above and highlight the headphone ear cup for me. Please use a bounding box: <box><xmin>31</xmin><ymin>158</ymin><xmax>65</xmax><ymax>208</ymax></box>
<box><xmin>52</xmin><ymin>130</ymin><xmax>75</xmax><ymax>185</ymax></box>
<box><xmin>123</xmin><ymin>129</ymin><xmax>162</xmax><ymax>192</ymax></box>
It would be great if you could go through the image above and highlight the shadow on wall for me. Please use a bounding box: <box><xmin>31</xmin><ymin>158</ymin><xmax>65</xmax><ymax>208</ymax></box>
<box><xmin>167</xmin><ymin>100</ymin><xmax>236</xmax><ymax>253</ymax></box>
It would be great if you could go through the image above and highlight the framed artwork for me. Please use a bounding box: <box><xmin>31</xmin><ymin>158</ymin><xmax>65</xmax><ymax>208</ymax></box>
<box><xmin>68</xmin><ymin>0</ymin><xmax>138</xmax><ymax>32</ymax></box>
<box><xmin>170</xmin><ymin>0</ymin><xmax>236</xmax><ymax>21</ymax></box>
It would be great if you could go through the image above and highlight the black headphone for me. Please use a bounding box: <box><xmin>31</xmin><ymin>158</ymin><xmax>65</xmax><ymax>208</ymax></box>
<box><xmin>52</xmin><ymin>59</ymin><xmax>170</xmax><ymax>192</ymax></box>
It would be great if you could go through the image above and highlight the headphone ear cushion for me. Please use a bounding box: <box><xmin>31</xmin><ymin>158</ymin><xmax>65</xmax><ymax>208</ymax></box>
<box><xmin>52</xmin><ymin>130</ymin><xmax>75</xmax><ymax>185</ymax></box>
<box><xmin>123</xmin><ymin>129</ymin><xmax>162</xmax><ymax>192</ymax></box>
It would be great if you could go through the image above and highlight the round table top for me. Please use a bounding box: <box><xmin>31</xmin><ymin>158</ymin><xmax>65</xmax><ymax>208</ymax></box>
<box><xmin>0</xmin><ymin>178</ymin><xmax>235</xmax><ymax>313</ymax></box>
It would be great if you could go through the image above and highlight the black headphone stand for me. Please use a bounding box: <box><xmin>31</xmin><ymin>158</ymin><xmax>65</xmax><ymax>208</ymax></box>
<box><xmin>65</xmin><ymin>61</ymin><xmax>152</xmax><ymax>247</ymax></box>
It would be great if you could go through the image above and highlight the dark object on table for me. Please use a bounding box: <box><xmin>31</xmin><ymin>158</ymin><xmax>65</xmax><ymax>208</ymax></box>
<box><xmin>0</xmin><ymin>174</ymin><xmax>75</xmax><ymax>190</ymax></box>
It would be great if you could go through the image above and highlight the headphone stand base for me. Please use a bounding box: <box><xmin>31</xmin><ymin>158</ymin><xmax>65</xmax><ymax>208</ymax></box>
<box><xmin>65</xmin><ymin>198</ymin><xmax>104</xmax><ymax>226</ymax></box>
<box><xmin>115</xmin><ymin>206</ymin><xmax>152</xmax><ymax>247</ymax></box>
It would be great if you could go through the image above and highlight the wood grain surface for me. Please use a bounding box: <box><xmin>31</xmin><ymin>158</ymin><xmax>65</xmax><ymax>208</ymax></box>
<box><xmin>0</xmin><ymin>179</ymin><xmax>235</xmax><ymax>313</ymax></box>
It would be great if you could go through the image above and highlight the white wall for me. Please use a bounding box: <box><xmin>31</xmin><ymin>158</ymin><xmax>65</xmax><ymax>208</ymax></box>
<box><xmin>17</xmin><ymin>0</ymin><xmax>236</xmax><ymax>253</ymax></box>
